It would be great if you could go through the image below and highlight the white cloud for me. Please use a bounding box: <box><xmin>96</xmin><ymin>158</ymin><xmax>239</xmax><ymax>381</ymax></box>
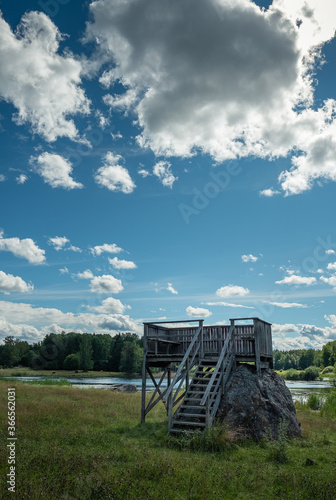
<box><xmin>30</xmin><ymin>152</ymin><xmax>83</xmax><ymax>190</ymax></box>
<box><xmin>153</xmin><ymin>161</ymin><xmax>177</xmax><ymax>188</ymax></box>
<box><xmin>216</xmin><ymin>285</ymin><xmax>250</xmax><ymax>298</ymax></box>
<box><xmin>16</xmin><ymin>174</ymin><xmax>28</xmax><ymax>184</ymax></box>
<box><xmin>109</xmin><ymin>257</ymin><xmax>137</xmax><ymax>270</ymax></box>
<box><xmin>94</xmin><ymin>152</ymin><xmax>136</xmax><ymax>194</ymax></box>
<box><xmin>90</xmin><ymin>274</ymin><xmax>124</xmax><ymax>294</ymax></box>
<box><xmin>205</xmin><ymin>302</ymin><xmax>254</xmax><ymax>309</ymax></box>
<box><xmin>264</xmin><ymin>301</ymin><xmax>308</xmax><ymax>309</ymax></box>
<box><xmin>0</xmin><ymin>271</ymin><xmax>33</xmax><ymax>294</ymax></box>
<box><xmin>48</xmin><ymin>236</ymin><xmax>81</xmax><ymax>252</ymax></box>
<box><xmin>76</xmin><ymin>269</ymin><xmax>94</xmax><ymax>280</ymax></box>
<box><xmin>0</xmin><ymin>231</ymin><xmax>45</xmax><ymax>264</ymax></box>
<box><xmin>320</xmin><ymin>275</ymin><xmax>336</xmax><ymax>291</ymax></box>
<box><xmin>241</xmin><ymin>254</ymin><xmax>258</xmax><ymax>263</ymax></box>
<box><xmin>259</xmin><ymin>188</ymin><xmax>280</xmax><ymax>197</ymax></box>
<box><xmin>0</xmin><ymin>11</ymin><xmax>90</xmax><ymax>142</ymax></box>
<box><xmin>86</xmin><ymin>0</ymin><xmax>336</xmax><ymax>195</ymax></box>
<box><xmin>48</xmin><ymin>236</ymin><xmax>69</xmax><ymax>251</ymax></box>
<box><xmin>59</xmin><ymin>267</ymin><xmax>69</xmax><ymax>275</ymax></box>
<box><xmin>138</xmin><ymin>169</ymin><xmax>150</xmax><ymax>178</ymax></box>
<box><xmin>275</xmin><ymin>274</ymin><xmax>316</xmax><ymax>285</ymax></box>
<box><xmin>167</xmin><ymin>283</ymin><xmax>178</xmax><ymax>295</ymax></box>
<box><xmin>326</xmin><ymin>249</ymin><xmax>335</xmax><ymax>255</ymax></box>
<box><xmin>0</xmin><ymin>300</ymin><xmax>140</xmax><ymax>342</ymax></box>
<box><xmin>103</xmin><ymin>88</ymin><xmax>138</xmax><ymax>111</ymax></box>
<box><xmin>327</xmin><ymin>262</ymin><xmax>336</xmax><ymax>271</ymax></box>
<box><xmin>68</xmin><ymin>245</ymin><xmax>82</xmax><ymax>253</ymax></box>
<box><xmin>0</xmin><ymin>174</ymin><xmax>6</xmax><ymax>182</ymax></box>
<box><xmin>86</xmin><ymin>297</ymin><xmax>130</xmax><ymax>314</ymax></box>
<box><xmin>90</xmin><ymin>243</ymin><xmax>123</xmax><ymax>256</ymax></box>
<box><xmin>186</xmin><ymin>306</ymin><xmax>212</xmax><ymax>318</ymax></box>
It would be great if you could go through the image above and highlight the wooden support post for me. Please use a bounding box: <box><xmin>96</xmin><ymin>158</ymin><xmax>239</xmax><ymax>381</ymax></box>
<box><xmin>199</xmin><ymin>319</ymin><xmax>204</xmax><ymax>361</ymax></box>
<box><xmin>206</xmin><ymin>398</ymin><xmax>211</xmax><ymax>431</ymax></box>
<box><xmin>167</xmin><ymin>367</ymin><xmax>173</xmax><ymax>431</ymax></box>
<box><xmin>186</xmin><ymin>357</ymin><xmax>189</xmax><ymax>393</ymax></box>
<box><xmin>230</xmin><ymin>319</ymin><xmax>236</xmax><ymax>369</ymax></box>
<box><xmin>141</xmin><ymin>324</ymin><xmax>148</xmax><ymax>424</ymax></box>
<box><xmin>254</xmin><ymin>319</ymin><xmax>261</xmax><ymax>376</ymax></box>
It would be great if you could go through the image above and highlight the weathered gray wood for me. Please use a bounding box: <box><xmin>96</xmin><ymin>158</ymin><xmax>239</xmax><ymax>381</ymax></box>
<box><xmin>143</xmin><ymin>317</ymin><xmax>273</xmax><ymax>433</ymax></box>
<box><xmin>141</xmin><ymin>324</ymin><xmax>148</xmax><ymax>424</ymax></box>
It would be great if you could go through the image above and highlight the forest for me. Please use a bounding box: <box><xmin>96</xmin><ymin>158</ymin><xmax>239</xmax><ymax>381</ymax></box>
<box><xmin>273</xmin><ymin>339</ymin><xmax>336</xmax><ymax>372</ymax></box>
<box><xmin>0</xmin><ymin>332</ymin><xmax>143</xmax><ymax>374</ymax></box>
<box><xmin>1</xmin><ymin>332</ymin><xmax>336</xmax><ymax>376</ymax></box>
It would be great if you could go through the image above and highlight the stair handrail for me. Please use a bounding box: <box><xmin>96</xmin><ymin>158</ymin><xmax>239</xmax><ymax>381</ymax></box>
<box><xmin>200</xmin><ymin>323</ymin><xmax>235</xmax><ymax>406</ymax></box>
<box><xmin>163</xmin><ymin>323</ymin><xmax>202</xmax><ymax>403</ymax></box>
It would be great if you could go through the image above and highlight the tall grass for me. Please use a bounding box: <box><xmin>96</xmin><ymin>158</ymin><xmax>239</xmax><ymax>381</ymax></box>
<box><xmin>1</xmin><ymin>381</ymin><xmax>336</xmax><ymax>499</ymax></box>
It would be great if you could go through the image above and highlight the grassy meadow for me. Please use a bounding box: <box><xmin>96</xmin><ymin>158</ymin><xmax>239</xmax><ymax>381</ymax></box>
<box><xmin>1</xmin><ymin>380</ymin><xmax>336</xmax><ymax>500</ymax></box>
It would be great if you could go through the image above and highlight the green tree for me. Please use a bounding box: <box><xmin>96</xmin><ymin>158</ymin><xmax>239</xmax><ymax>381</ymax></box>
<box><xmin>63</xmin><ymin>354</ymin><xmax>80</xmax><ymax>370</ymax></box>
<box><xmin>79</xmin><ymin>335</ymin><xmax>93</xmax><ymax>371</ymax></box>
<box><xmin>119</xmin><ymin>341</ymin><xmax>143</xmax><ymax>374</ymax></box>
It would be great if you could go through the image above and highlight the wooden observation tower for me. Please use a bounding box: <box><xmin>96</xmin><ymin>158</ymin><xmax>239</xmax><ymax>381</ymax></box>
<box><xmin>141</xmin><ymin>317</ymin><xmax>273</xmax><ymax>434</ymax></box>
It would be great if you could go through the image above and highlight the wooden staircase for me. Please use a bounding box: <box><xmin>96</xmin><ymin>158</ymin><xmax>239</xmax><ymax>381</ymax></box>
<box><xmin>169</xmin><ymin>327</ymin><xmax>235</xmax><ymax>435</ymax></box>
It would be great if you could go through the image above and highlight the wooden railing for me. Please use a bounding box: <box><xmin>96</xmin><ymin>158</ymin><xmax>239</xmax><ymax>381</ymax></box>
<box><xmin>200</xmin><ymin>323</ymin><xmax>235</xmax><ymax>428</ymax></box>
<box><xmin>162</xmin><ymin>321</ymin><xmax>204</xmax><ymax>432</ymax></box>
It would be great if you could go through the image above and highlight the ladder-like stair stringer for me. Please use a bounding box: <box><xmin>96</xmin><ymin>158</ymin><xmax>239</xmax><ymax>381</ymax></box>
<box><xmin>169</xmin><ymin>352</ymin><xmax>234</xmax><ymax>435</ymax></box>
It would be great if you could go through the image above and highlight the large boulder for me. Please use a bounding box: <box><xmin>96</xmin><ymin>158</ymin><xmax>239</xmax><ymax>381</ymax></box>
<box><xmin>217</xmin><ymin>364</ymin><xmax>301</xmax><ymax>440</ymax></box>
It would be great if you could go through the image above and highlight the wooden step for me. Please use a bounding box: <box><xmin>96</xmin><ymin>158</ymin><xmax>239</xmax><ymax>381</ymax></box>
<box><xmin>180</xmin><ymin>405</ymin><xmax>206</xmax><ymax>410</ymax></box>
<box><xmin>173</xmin><ymin>421</ymin><xmax>206</xmax><ymax>427</ymax></box>
<box><xmin>177</xmin><ymin>413</ymin><xmax>206</xmax><ymax>419</ymax></box>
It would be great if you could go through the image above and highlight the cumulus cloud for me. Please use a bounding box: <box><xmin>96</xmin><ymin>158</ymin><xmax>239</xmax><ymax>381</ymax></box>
<box><xmin>59</xmin><ymin>267</ymin><xmax>69</xmax><ymax>275</ymax></box>
<box><xmin>86</xmin><ymin>297</ymin><xmax>130</xmax><ymax>314</ymax></box>
<box><xmin>75</xmin><ymin>269</ymin><xmax>94</xmax><ymax>280</ymax></box>
<box><xmin>0</xmin><ymin>231</ymin><xmax>45</xmax><ymax>264</ymax></box>
<box><xmin>327</xmin><ymin>262</ymin><xmax>336</xmax><ymax>271</ymax></box>
<box><xmin>30</xmin><ymin>152</ymin><xmax>83</xmax><ymax>189</ymax></box>
<box><xmin>186</xmin><ymin>306</ymin><xmax>212</xmax><ymax>318</ymax></box>
<box><xmin>109</xmin><ymin>257</ymin><xmax>137</xmax><ymax>270</ymax></box>
<box><xmin>0</xmin><ymin>174</ymin><xmax>6</xmax><ymax>182</ymax></box>
<box><xmin>90</xmin><ymin>274</ymin><xmax>124</xmax><ymax>294</ymax></box>
<box><xmin>326</xmin><ymin>249</ymin><xmax>335</xmax><ymax>255</ymax></box>
<box><xmin>216</xmin><ymin>285</ymin><xmax>250</xmax><ymax>298</ymax></box>
<box><xmin>241</xmin><ymin>254</ymin><xmax>258</xmax><ymax>263</ymax></box>
<box><xmin>259</xmin><ymin>188</ymin><xmax>280</xmax><ymax>197</ymax></box>
<box><xmin>275</xmin><ymin>274</ymin><xmax>316</xmax><ymax>285</ymax></box>
<box><xmin>0</xmin><ymin>11</ymin><xmax>90</xmax><ymax>142</ymax></box>
<box><xmin>86</xmin><ymin>0</ymin><xmax>336</xmax><ymax>195</ymax></box>
<box><xmin>320</xmin><ymin>275</ymin><xmax>336</xmax><ymax>291</ymax></box>
<box><xmin>167</xmin><ymin>283</ymin><xmax>178</xmax><ymax>295</ymax></box>
<box><xmin>94</xmin><ymin>152</ymin><xmax>136</xmax><ymax>194</ymax></box>
<box><xmin>48</xmin><ymin>236</ymin><xmax>82</xmax><ymax>252</ymax></box>
<box><xmin>16</xmin><ymin>174</ymin><xmax>28</xmax><ymax>184</ymax></box>
<box><xmin>0</xmin><ymin>300</ymin><xmax>140</xmax><ymax>342</ymax></box>
<box><xmin>0</xmin><ymin>271</ymin><xmax>33</xmax><ymax>294</ymax></box>
<box><xmin>48</xmin><ymin>236</ymin><xmax>69</xmax><ymax>251</ymax></box>
<box><xmin>138</xmin><ymin>169</ymin><xmax>150</xmax><ymax>178</ymax></box>
<box><xmin>153</xmin><ymin>161</ymin><xmax>177</xmax><ymax>188</ymax></box>
<box><xmin>90</xmin><ymin>243</ymin><xmax>123</xmax><ymax>256</ymax></box>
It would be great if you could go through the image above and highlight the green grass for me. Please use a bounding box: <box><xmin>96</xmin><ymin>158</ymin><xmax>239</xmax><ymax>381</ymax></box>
<box><xmin>0</xmin><ymin>367</ymin><xmax>136</xmax><ymax>379</ymax></box>
<box><xmin>1</xmin><ymin>381</ymin><xmax>336</xmax><ymax>499</ymax></box>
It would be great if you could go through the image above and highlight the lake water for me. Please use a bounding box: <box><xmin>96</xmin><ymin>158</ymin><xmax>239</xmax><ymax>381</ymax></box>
<box><xmin>7</xmin><ymin>375</ymin><xmax>335</xmax><ymax>401</ymax></box>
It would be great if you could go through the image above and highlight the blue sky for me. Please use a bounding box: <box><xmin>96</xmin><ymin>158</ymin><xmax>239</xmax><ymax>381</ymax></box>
<box><xmin>0</xmin><ymin>0</ymin><xmax>336</xmax><ymax>350</ymax></box>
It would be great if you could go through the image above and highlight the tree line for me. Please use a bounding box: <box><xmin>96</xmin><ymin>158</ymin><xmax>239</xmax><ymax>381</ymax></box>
<box><xmin>0</xmin><ymin>332</ymin><xmax>143</xmax><ymax>374</ymax></box>
<box><xmin>273</xmin><ymin>339</ymin><xmax>336</xmax><ymax>372</ymax></box>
